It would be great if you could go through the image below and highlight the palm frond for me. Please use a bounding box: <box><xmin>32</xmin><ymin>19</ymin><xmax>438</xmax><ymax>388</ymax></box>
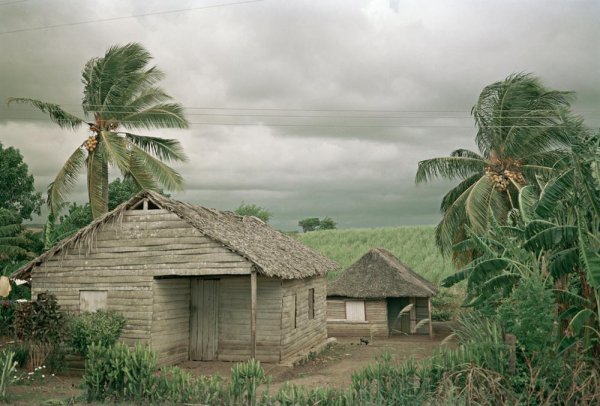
<box><xmin>125</xmin><ymin>133</ymin><xmax>187</xmax><ymax>162</ymax></box>
<box><xmin>465</xmin><ymin>176</ymin><xmax>507</xmax><ymax>235</ymax></box>
<box><xmin>128</xmin><ymin>144</ymin><xmax>184</xmax><ymax>191</ymax></box>
<box><xmin>415</xmin><ymin>156</ymin><xmax>485</xmax><ymax>184</ymax></box>
<box><xmin>120</xmin><ymin>103</ymin><xmax>189</xmax><ymax>130</ymax></box>
<box><xmin>518</xmin><ymin>185</ymin><xmax>539</xmax><ymax>222</ymax></box>
<box><xmin>47</xmin><ymin>146</ymin><xmax>87</xmax><ymax>215</ymax></box>
<box><xmin>535</xmin><ymin>168</ymin><xmax>574</xmax><ymax>218</ymax></box>
<box><xmin>440</xmin><ymin>174</ymin><xmax>480</xmax><ymax>212</ymax></box>
<box><xmin>7</xmin><ymin>98</ymin><xmax>84</xmax><ymax>129</ymax></box>
<box><xmin>98</xmin><ymin>131</ymin><xmax>130</xmax><ymax>173</ymax></box>
<box><xmin>578</xmin><ymin>218</ymin><xmax>600</xmax><ymax>289</ymax></box>
<box><xmin>435</xmin><ymin>181</ymin><xmax>476</xmax><ymax>255</ymax></box>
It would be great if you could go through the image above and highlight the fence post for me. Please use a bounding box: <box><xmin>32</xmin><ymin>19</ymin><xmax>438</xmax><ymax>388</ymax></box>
<box><xmin>505</xmin><ymin>333</ymin><xmax>516</xmax><ymax>375</ymax></box>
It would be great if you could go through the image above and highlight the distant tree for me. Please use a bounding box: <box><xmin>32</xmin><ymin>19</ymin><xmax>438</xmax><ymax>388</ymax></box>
<box><xmin>0</xmin><ymin>143</ymin><xmax>43</xmax><ymax>220</ymax></box>
<box><xmin>0</xmin><ymin>208</ymin><xmax>35</xmax><ymax>273</ymax></box>
<box><xmin>235</xmin><ymin>203</ymin><xmax>272</xmax><ymax>223</ymax></box>
<box><xmin>108</xmin><ymin>177</ymin><xmax>142</xmax><ymax>211</ymax></box>
<box><xmin>298</xmin><ymin>217</ymin><xmax>321</xmax><ymax>233</ymax></box>
<box><xmin>319</xmin><ymin>216</ymin><xmax>337</xmax><ymax>230</ymax></box>
<box><xmin>44</xmin><ymin>177</ymin><xmax>145</xmax><ymax>248</ymax></box>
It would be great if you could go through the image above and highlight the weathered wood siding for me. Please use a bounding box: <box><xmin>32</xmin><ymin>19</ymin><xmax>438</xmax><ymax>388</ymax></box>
<box><xmin>326</xmin><ymin>299</ymin><xmax>388</xmax><ymax>337</ymax></box>
<box><xmin>415</xmin><ymin>297</ymin><xmax>430</xmax><ymax>335</ymax></box>
<box><xmin>281</xmin><ymin>277</ymin><xmax>327</xmax><ymax>360</ymax></box>
<box><xmin>31</xmin><ymin>208</ymin><xmax>251</xmax><ymax>347</ymax></box>
<box><xmin>218</xmin><ymin>275</ymin><xmax>282</xmax><ymax>362</ymax></box>
<box><xmin>151</xmin><ymin>278</ymin><xmax>190</xmax><ymax>365</ymax></box>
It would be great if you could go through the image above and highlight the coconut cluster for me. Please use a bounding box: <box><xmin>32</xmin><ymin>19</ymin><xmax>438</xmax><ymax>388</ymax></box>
<box><xmin>485</xmin><ymin>166</ymin><xmax>526</xmax><ymax>191</ymax></box>
<box><xmin>84</xmin><ymin>136</ymin><xmax>98</xmax><ymax>152</ymax></box>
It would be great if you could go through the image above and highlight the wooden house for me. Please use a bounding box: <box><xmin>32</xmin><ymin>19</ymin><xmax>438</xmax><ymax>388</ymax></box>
<box><xmin>13</xmin><ymin>190</ymin><xmax>337</xmax><ymax>365</ymax></box>
<box><xmin>326</xmin><ymin>248</ymin><xmax>437</xmax><ymax>338</ymax></box>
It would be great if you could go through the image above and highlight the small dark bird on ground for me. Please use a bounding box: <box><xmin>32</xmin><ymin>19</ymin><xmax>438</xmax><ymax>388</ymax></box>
<box><xmin>360</xmin><ymin>337</ymin><xmax>370</xmax><ymax>345</ymax></box>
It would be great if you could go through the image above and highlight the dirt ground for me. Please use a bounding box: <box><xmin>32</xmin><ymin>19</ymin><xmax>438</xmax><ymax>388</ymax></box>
<box><xmin>182</xmin><ymin>334</ymin><xmax>451</xmax><ymax>391</ymax></box>
<box><xmin>5</xmin><ymin>324</ymin><xmax>454</xmax><ymax>404</ymax></box>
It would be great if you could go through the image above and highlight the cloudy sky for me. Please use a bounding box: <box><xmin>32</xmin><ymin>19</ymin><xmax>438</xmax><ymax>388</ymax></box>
<box><xmin>0</xmin><ymin>0</ymin><xmax>598</xmax><ymax>230</ymax></box>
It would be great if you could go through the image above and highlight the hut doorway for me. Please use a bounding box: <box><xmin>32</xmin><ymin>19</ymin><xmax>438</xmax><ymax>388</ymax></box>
<box><xmin>387</xmin><ymin>298</ymin><xmax>410</xmax><ymax>335</ymax></box>
<box><xmin>190</xmin><ymin>279</ymin><xmax>219</xmax><ymax>361</ymax></box>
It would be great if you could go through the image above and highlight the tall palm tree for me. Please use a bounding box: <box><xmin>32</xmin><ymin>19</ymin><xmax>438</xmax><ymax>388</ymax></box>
<box><xmin>9</xmin><ymin>43</ymin><xmax>188</xmax><ymax>219</ymax></box>
<box><xmin>416</xmin><ymin>73</ymin><xmax>578</xmax><ymax>256</ymax></box>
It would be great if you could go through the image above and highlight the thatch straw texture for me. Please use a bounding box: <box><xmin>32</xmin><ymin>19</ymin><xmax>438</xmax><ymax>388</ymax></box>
<box><xmin>327</xmin><ymin>248</ymin><xmax>437</xmax><ymax>298</ymax></box>
<box><xmin>13</xmin><ymin>190</ymin><xmax>338</xmax><ymax>280</ymax></box>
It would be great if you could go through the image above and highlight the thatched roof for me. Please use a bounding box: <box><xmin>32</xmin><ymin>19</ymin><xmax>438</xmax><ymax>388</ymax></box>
<box><xmin>12</xmin><ymin>190</ymin><xmax>338</xmax><ymax>280</ymax></box>
<box><xmin>327</xmin><ymin>248</ymin><xmax>437</xmax><ymax>298</ymax></box>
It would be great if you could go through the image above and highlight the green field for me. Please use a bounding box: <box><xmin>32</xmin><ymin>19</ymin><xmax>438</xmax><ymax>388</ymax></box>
<box><xmin>296</xmin><ymin>225</ymin><xmax>455</xmax><ymax>285</ymax></box>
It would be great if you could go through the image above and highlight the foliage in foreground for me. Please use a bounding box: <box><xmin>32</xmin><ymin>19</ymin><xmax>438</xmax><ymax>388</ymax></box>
<box><xmin>70</xmin><ymin>310</ymin><xmax>126</xmax><ymax>356</ymax></box>
<box><xmin>0</xmin><ymin>350</ymin><xmax>17</xmax><ymax>401</ymax></box>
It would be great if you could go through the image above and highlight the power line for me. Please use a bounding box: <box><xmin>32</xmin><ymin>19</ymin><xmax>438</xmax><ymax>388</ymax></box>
<box><xmin>0</xmin><ymin>116</ymin><xmax>580</xmax><ymax>128</ymax></box>
<box><xmin>0</xmin><ymin>0</ymin><xmax>31</xmax><ymax>6</ymax></box>
<box><xmin>37</xmin><ymin>104</ymin><xmax>600</xmax><ymax>113</ymax></box>
<box><xmin>0</xmin><ymin>0</ymin><xmax>264</xmax><ymax>36</ymax></box>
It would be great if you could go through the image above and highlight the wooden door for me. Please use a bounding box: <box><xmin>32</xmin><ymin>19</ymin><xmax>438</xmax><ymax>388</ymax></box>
<box><xmin>190</xmin><ymin>279</ymin><xmax>219</xmax><ymax>361</ymax></box>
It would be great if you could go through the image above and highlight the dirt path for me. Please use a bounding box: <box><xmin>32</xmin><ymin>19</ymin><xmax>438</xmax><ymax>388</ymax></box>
<box><xmin>183</xmin><ymin>335</ymin><xmax>448</xmax><ymax>390</ymax></box>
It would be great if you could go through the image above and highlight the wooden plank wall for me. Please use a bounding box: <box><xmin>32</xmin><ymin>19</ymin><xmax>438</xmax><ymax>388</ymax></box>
<box><xmin>217</xmin><ymin>276</ymin><xmax>282</xmax><ymax>362</ymax></box>
<box><xmin>280</xmin><ymin>276</ymin><xmax>327</xmax><ymax>360</ymax></box>
<box><xmin>31</xmin><ymin>208</ymin><xmax>251</xmax><ymax>348</ymax></box>
<box><xmin>326</xmin><ymin>300</ymin><xmax>388</xmax><ymax>338</ymax></box>
<box><xmin>415</xmin><ymin>297</ymin><xmax>430</xmax><ymax>335</ymax></box>
<box><xmin>151</xmin><ymin>278</ymin><xmax>190</xmax><ymax>365</ymax></box>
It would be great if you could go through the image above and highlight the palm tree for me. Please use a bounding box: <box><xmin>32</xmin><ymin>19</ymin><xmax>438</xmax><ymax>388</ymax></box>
<box><xmin>0</xmin><ymin>208</ymin><xmax>33</xmax><ymax>269</ymax></box>
<box><xmin>416</xmin><ymin>73</ymin><xmax>578</xmax><ymax>256</ymax></box>
<box><xmin>9</xmin><ymin>43</ymin><xmax>188</xmax><ymax>219</ymax></box>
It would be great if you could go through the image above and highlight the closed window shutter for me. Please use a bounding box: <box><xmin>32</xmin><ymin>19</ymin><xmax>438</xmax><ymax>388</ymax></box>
<box><xmin>345</xmin><ymin>300</ymin><xmax>365</xmax><ymax>321</ymax></box>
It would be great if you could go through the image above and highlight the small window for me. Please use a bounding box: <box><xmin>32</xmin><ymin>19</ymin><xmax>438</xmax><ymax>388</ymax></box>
<box><xmin>308</xmin><ymin>288</ymin><xmax>315</xmax><ymax>320</ymax></box>
<box><xmin>80</xmin><ymin>290</ymin><xmax>108</xmax><ymax>313</ymax></box>
<box><xmin>345</xmin><ymin>300</ymin><xmax>365</xmax><ymax>321</ymax></box>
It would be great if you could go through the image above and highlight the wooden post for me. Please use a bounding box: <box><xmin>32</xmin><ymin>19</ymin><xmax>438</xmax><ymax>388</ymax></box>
<box><xmin>250</xmin><ymin>270</ymin><xmax>257</xmax><ymax>359</ymax></box>
<box><xmin>410</xmin><ymin>297</ymin><xmax>416</xmax><ymax>334</ymax></box>
<box><xmin>428</xmin><ymin>297</ymin><xmax>433</xmax><ymax>338</ymax></box>
<box><xmin>506</xmin><ymin>333</ymin><xmax>516</xmax><ymax>375</ymax></box>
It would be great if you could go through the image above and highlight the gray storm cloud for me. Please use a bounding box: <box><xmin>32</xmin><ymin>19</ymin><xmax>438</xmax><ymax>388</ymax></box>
<box><xmin>0</xmin><ymin>0</ymin><xmax>598</xmax><ymax>230</ymax></box>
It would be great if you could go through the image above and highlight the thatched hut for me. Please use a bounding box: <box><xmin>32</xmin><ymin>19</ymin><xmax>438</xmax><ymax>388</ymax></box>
<box><xmin>13</xmin><ymin>190</ymin><xmax>337</xmax><ymax>365</ymax></box>
<box><xmin>326</xmin><ymin>248</ymin><xmax>437</xmax><ymax>338</ymax></box>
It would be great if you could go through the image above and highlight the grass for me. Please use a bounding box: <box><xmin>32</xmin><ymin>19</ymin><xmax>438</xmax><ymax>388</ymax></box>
<box><xmin>296</xmin><ymin>225</ymin><xmax>455</xmax><ymax>285</ymax></box>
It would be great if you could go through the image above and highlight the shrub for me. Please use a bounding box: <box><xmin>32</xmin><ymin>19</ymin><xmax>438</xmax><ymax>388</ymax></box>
<box><xmin>229</xmin><ymin>359</ymin><xmax>270</xmax><ymax>406</ymax></box>
<box><xmin>0</xmin><ymin>350</ymin><xmax>17</xmax><ymax>401</ymax></box>
<box><xmin>83</xmin><ymin>342</ymin><xmax>158</xmax><ymax>402</ymax></box>
<box><xmin>0</xmin><ymin>300</ymin><xmax>15</xmax><ymax>337</ymax></box>
<box><xmin>70</xmin><ymin>310</ymin><xmax>126</xmax><ymax>356</ymax></box>
<box><xmin>12</xmin><ymin>292</ymin><xmax>68</xmax><ymax>371</ymax></box>
<box><xmin>497</xmin><ymin>275</ymin><xmax>556</xmax><ymax>358</ymax></box>
<box><xmin>154</xmin><ymin>366</ymin><xmax>227</xmax><ymax>404</ymax></box>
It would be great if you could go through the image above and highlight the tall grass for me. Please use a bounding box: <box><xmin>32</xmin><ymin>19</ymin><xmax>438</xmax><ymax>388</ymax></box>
<box><xmin>296</xmin><ymin>226</ymin><xmax>454</xmax><ymax>284</ymax></box>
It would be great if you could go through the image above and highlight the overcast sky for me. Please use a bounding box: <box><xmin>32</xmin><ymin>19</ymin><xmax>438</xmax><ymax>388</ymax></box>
<box><xmin>0</xmin><ymin>0</ymin><xmax>598</xmax><ymax>230</ymax></box>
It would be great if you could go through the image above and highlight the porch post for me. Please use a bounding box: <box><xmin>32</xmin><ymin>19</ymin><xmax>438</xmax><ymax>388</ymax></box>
<box><xmin>409</xmin><ymin>297</ymin><xmax>416</xmax><ymax>334</ymax></box>
<box><xmin>250</xmin><ymin>270</ymin><xmax>257</xmax><ymax>359</ymax></box>
<box><xmin>428</xmin><ymin>297</ymin><xmax>433</xmax><ymax>338</ymax></box>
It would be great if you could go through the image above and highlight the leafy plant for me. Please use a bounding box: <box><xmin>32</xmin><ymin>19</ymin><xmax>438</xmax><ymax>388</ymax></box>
<box><xmin>13</xmin><ymin>292</ymin><xmax>68</xmax><ymax>371</ymax></box>
<box><xmin>0</xmin><ymin>350</ymin><xmax>17</xmax><ymax>401</ymax></box>
<box><xmin>229</xmin><ymin>359</ymin><xmax>270</xmax><ymax>406</ymax></box>
<box><xmin>235</xmin><ymin>202</ymin><xmax>272</xmax><ymax>223</ymax></box>
<box><xmin>70</xmin><ymin>310</ymin><xmax>126</xmax><ymax>356</ymax></box>
<box><xmin>83</xmin><ymin>342</ymin><xmax>158</xmax><ymax>402</ymax></box>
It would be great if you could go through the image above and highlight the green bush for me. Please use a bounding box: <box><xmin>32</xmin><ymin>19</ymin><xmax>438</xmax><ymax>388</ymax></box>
<box><xmin>497</xmin><ymin>275</ymin><xmax>556</xmax><ymax>358</ymax></box>
<box><xmin>83</xmin><ymin>342</ymin><xmax>158</xmax><ymax>402</ymax></box>
<box><xmin>70</xmin><ymin>310</ymin><xmax>126</xmax><ymax>356</ymax></box>
<box><xmin>0</xmin><ymin>300</ymin><xmax>15</xmax><ymax>337</ymax></box>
